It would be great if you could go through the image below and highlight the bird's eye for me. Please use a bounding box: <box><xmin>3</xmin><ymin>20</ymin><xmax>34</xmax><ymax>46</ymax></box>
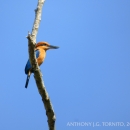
<box><xmin>42</xmin><ymin>44</ymin><xmax>47</xmax><ymax>46</ymax></box>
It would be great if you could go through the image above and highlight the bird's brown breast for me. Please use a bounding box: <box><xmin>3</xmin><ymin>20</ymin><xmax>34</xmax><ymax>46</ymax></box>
<box><xmin>36</xmin><ymin>48</ymin><xmax>46</xmax><ymax>66</ymax></box>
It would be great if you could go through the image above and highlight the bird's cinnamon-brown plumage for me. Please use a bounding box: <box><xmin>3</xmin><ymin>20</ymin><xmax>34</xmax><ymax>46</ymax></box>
<box><xmin>25</xmin><ymin>41</ymin><xmax>59</xmax><ymax>88</ymax></box>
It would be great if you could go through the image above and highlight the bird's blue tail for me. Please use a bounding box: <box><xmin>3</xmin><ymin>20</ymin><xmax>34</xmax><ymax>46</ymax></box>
<box><xmin>25</xmin><ymin>75</ymin><xmax>30</xmax><ymax>88</ymax></box>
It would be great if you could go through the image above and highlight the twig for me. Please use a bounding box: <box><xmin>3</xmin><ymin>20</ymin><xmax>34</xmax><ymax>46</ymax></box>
<box><xmin>26</xmin><ymin>0</ymin><xmax>56</xmax><ymax>130</ymax></box>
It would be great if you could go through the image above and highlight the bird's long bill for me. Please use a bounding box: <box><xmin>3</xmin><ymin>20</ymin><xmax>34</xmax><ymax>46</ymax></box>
<box><xmin>49</xmin><ymin>45</ymin><xmax>59</xmax><ymax>49</ymax></box>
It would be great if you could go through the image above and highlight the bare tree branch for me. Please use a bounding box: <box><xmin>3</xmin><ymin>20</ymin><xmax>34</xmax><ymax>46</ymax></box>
<box><xmin>31</xmin><ymin>0</ymin><xmax>44</xmax><ymax>42</ymax></box>
<box><xmin>26</xmin><ymin>0</ymin><xmax>56</xmax><ymax>130</ymax></box>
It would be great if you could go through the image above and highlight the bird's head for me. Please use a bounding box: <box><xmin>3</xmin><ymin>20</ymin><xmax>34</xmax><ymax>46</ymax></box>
<box><xmin>35</xmin><ymin>42</ymin><xmax>59</xmax><ymax>51</ymax></box>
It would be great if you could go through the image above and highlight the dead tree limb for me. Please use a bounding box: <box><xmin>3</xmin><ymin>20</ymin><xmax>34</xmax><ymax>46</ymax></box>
<box><xmin>26</xmin><ymin>0</ymin><xmax>56</xmax><ymax>130</ymax></box>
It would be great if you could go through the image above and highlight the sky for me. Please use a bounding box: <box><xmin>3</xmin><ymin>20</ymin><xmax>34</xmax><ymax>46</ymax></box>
<box><xmin>0</xmin><ymin>0</ymin><xmax>130</xmax><ymax>130</ymax></box>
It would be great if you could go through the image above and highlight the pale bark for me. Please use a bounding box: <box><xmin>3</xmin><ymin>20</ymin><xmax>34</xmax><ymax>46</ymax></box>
<box><xmin>26</xmin><ymin>0</ymin><xmax>56</xmax><ymax>130</ymax></box>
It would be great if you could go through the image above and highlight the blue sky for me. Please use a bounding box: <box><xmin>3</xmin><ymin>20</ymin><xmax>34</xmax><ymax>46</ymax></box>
<box><xmin>0</xmin><ymin>0</ymin><xmax>130</xmax><ymax>130</ymax></box>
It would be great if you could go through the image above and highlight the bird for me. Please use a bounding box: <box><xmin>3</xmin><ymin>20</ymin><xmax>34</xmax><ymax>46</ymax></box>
<box><xmin>25</xmin><ymin>41</ymin><xmax>59</xmax><ymax>88</ymax></box>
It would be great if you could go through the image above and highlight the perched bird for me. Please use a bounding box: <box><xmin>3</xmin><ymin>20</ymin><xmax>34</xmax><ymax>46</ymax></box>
<box><xmin>25</xmin><ymin>41</ymin><xmax>59</xmax><ymax>88</ymax></box>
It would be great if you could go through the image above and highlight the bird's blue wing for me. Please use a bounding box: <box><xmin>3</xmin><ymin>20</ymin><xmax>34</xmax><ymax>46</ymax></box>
<box><xmin>25</xmin><ymin>50</ymin><xmax>40</xmax><ymax>74</ymax></box>
<box><xmin>35</xmin><ymin>49</ymin><xmax>40</xmax><ymax>58</ymax></box>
